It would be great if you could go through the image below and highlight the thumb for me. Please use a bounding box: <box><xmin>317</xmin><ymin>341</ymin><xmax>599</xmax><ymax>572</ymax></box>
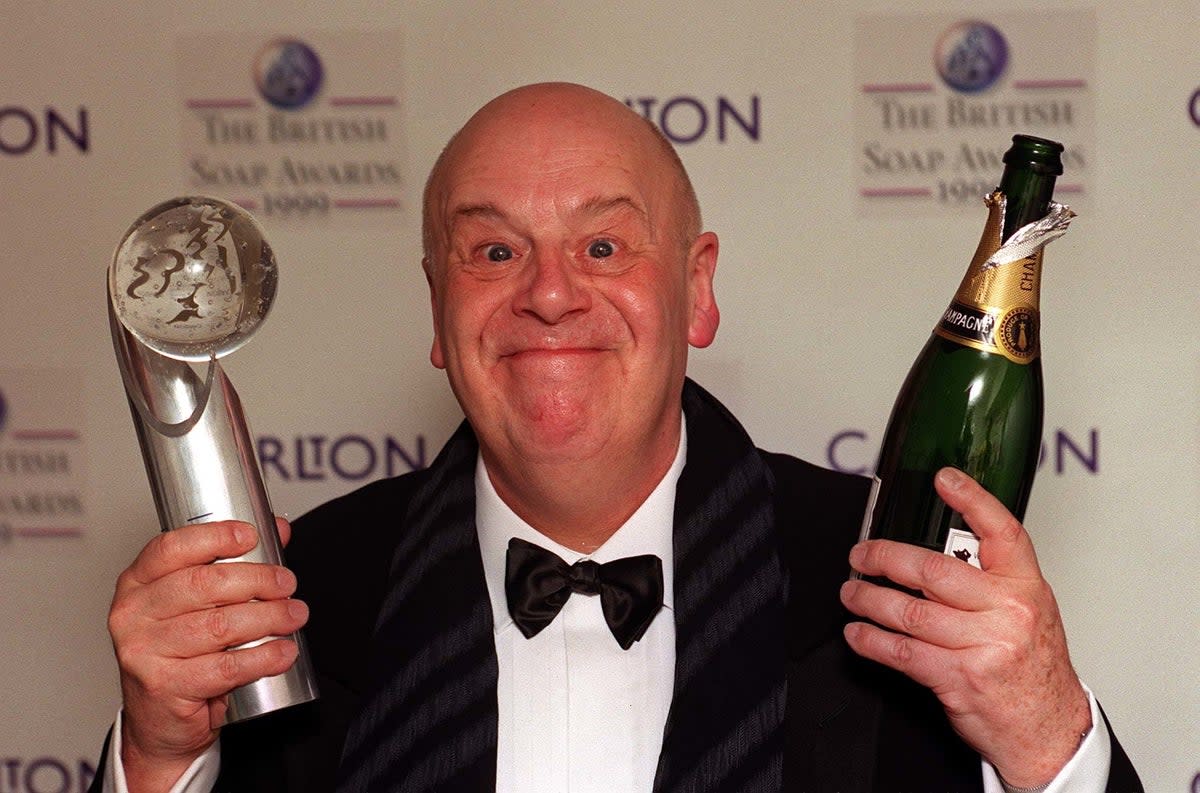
<box><xmin>934</xmin><ymin>467</ymin><xmax>1041</xmax><ymax>578</ymax></box>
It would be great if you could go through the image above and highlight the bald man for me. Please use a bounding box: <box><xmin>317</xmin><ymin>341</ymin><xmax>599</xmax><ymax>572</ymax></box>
<box><xmin>93</xmin><ymin>84</ymin><xmax>1140</xmax><ymax>792</ymax></box>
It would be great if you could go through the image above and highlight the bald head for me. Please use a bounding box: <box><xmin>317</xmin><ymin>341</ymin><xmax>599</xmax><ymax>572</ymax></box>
<box><xmin>421</xmin><ymin>82</ymin><xmax>701</xmax><ymax>265</ymax></box>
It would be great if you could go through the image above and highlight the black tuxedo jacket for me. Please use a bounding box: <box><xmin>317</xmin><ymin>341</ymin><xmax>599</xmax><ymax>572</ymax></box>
<box><xmin>92</xmin><ymin>381</ymin><xmax>1141</xmax><ymax>792</ymax></box>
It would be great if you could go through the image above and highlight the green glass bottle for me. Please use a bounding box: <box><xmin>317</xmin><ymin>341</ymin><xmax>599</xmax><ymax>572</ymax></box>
<box><xmin>860</xmin><ymin>135</ymin><xmax>1070</xmax><ymax>569</ymax></box>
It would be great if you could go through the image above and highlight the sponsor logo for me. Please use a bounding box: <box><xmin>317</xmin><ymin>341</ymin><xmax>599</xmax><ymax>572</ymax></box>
<box><xmin>258</xmin><ymin>433</ymin><xmax>427</xmax><ymax>482</ymax></box>
<box><xmin>934</xmin><ymin>20</ymin><xmax>1009</xmax><ymax>94</ymax></box>
<box><xmin>0</xmin><ymin>755</ymin><xmax>95</xmax><ymax>793</ymax></box>
<box><xmin>855</xmin><ymin>11</ymin><xmax>1094</xmax><ymax>214</ymax></box>
<box><xmin>0</xmin><ymin>371</ymin><xmax>88</xmax><ymax>547</ymax></box>
<box><xmin>254</xmin><ymin>39</ymin><xmax>324</xmax><ymax>110</ymax></box>
<box><xmin>178</xmin><ymin>31</ymin><xmax>404</xmax><ymax>225</ymax></box>
<box><xmin>624</xmin><ymin>95</ymin><xmax>760</xmax><ymax>144</ymax></box>
<box><xmin>826</xmin><ymin>428</ymin><xmax>1100</xmax><ymax>477</ymax></box>
<box><xmin>0</xmin><ymin>106</ymin><xmax>88</xmax><ymax>156</ymax></box>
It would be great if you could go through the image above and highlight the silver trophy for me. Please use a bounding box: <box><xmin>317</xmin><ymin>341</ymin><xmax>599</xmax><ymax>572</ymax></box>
<box><xmin>108</xmin><ymin>196</ymin><xmax>318</xmax><ymax>723</ymax></box>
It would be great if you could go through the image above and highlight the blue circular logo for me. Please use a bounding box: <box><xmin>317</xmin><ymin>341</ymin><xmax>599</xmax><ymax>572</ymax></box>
<box><xmin>934</xmin><ymin>20</ymin><xmax>1008</xmax><ymax>93</ymax></box>
<box><xmin>254</xmin><ymin>39</ymin><xmax>324</xmax><ymax>110</ymax></box>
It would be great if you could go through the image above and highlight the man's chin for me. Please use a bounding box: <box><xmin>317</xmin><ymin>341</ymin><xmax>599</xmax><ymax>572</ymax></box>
<box><xmin>510</xmin><ymin>416</ymin><xmax>602</xmax><ymax>460</ymax></box>
<box><xmin>492</xmin><ymin>407</ymin><xmax>617</xmax><ymax>470</ymax></box>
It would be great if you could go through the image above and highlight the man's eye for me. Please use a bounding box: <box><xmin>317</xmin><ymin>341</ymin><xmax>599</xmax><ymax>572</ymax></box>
<box><xmin>587</xmin><ymin>239</ymin><xmax>615</xmax><ymax>258</ymax></box>
<box><xmin>485</xmin><ymin>244</ymin><xmax>514</xmax><ymax>262</ymax></box>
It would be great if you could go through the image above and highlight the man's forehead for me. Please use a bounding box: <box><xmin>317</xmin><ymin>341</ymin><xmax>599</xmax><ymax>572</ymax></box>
<box><xmin>446</xmin><ymin>193</ymin><xmax>651</xmax><ymax>229</ymax></box>
<box><xmin>436</xmin><ymin>139</ymin><xmax>662</xmax><ymax>224</ymax></box>
<box><xmin>423</xmin><ymin>84</ymin><xmax>697</xmax><ymax>254</ymax></box>
<box><xmin>446</xmin><ymin>134</ymin><xmax>648</xmax><ymax>186</ymax></box>
<box><xmin>435</xmin><ymin>95</ymin><xmax>662</xmax><ymax>189</ymax></box>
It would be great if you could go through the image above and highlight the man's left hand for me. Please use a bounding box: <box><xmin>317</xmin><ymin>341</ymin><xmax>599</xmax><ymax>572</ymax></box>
<box><xmin>840</xmin><ymin>466</ymin><xmax>1091</xmax><ymax>789</ymax></box>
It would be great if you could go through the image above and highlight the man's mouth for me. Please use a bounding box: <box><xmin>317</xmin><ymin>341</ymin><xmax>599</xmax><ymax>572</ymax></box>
<box><xmin>507</xmin><ymin>346</ymin><xmax>598</xmax><ymax>357</ymax></box>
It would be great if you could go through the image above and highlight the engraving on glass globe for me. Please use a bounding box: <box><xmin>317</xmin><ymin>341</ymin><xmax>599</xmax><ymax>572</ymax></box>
<box><xmin>109</xmin><ymin>196</ymin><xmax>277</xmax><ymax>361</ymax></box>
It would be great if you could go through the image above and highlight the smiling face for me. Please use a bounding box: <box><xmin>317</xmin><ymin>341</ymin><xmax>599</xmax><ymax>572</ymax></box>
<box><xmin>423</xmin><ymin>84</ymin><xmax>719</xmax><ymax>488</ymax></box>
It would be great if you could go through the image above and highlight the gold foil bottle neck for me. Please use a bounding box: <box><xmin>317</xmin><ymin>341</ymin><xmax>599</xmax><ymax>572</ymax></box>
<box><xmin>953</xmin><ymin>192</ymin><xmax>1042</xmax><ymax>315</ymax></box>
<box><xmin>950</xmin><ymin>190</ymin><xmax>1036</xmax><ymax>314</ymax></box>
<box><xmin>935</xmin><ymin>191</ymin><xmax>1044</xmax><ymax>364</ymax></box>
<box><xmin>968</xmin><ymin>191</ymin><xmax>1007</xmax><ymax>275</ymax></box>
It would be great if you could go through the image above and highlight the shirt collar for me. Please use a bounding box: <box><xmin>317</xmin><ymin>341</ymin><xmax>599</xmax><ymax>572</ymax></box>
<box><xmin>475</xmin><ymin>422</ymin><xmax>686</xmax><ymax>633</ymax></box>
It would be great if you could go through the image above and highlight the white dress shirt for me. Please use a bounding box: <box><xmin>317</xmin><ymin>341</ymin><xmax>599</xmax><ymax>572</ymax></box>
<box><xmin>104</xmin><ymin>421</ymin><xmax>1111</xmax><ymax>792</ymax></box>
<box><xmin>476</xmin><ymin>426</ymin><xmax>685</xmax><ymax>793</ymax></box>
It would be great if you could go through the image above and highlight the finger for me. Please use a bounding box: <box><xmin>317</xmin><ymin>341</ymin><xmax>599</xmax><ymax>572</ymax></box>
<box><xmin>850</xmin><ymin>539</ymin><xmax>992</xmax><ymax>610</ymax></box>
<box><xmin>840</xmin><ymin>579</ymin><xmax>986</xmax><ymax>649</ymax></box>
<box><xmin>276</xmin><ymin>516</ymin><xmax>291</xmax><ymax>549</ymax></box>
<box><xmin>934</xmin><ymin>468</ymin><xmax>1041</xmax><ymax>578</ymax></box>
<box><xmin>122</xmin><ymin>522</ymin><xmax>259</xmax><ymax>589</ymax></box>
<box><xmin>160</xmin><ymin>599</ymin><xmax>309</xmax><ymax>658</ymax></box>
<box><xmin>135</xmin><ymin>562</ymin><xmax>296</xmax><ymax>619</ymax></box>
<box><xmin>843</xmin><ymin>620</ymin><xmax>955</xmax><ymax>692</ymax></box>
<box><xmin>173</xmin><ymin>638</ymin><xmax>300</xmax><ymax>701</ymax></box>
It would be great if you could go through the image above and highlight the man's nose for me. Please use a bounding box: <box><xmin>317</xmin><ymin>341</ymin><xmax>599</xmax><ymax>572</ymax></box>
<box><xmin>513</xmin><ymin>247</ymin><xmax>590</xmax><ymax>323</ymax></box>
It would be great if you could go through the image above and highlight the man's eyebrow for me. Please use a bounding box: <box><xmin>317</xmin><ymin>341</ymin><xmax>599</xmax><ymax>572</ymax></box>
<box><xmin>576</xmin><ymin>195</ymin><xmax>648</xmax><ymax>222</ymax></box>
<box><xmin>450</xmin><ymin>202</ymin><xmax>506</xmax><ymax>222</ymax></box>
<box><xmin>446</xmin><ymin>196</ymin><xmax>650</xmax><ymax>231</ymax></box>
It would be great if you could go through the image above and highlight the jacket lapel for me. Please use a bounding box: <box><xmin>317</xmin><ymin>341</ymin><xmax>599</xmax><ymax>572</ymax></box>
<box><xmin>653</xmin><ymin>380</ymin><xmax>788</xmax><ymax>793</ymax></box>
<box><xmin>336</xmin><ymin>423</ymin><xmax>498</xmax><ymax>793</ymax></box>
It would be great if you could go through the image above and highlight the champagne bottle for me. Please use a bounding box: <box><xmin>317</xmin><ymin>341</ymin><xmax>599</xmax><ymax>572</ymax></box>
<box><xmin>859</xmin><ymin>135</ymin><xmax>1075</xmax><ymax>570</ymax></box>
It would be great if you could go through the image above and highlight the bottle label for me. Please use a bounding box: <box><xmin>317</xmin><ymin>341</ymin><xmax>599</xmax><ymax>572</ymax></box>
<box><xmin>943</xmin><ymin>527</ymin><xmax>982</xmax><ymax>569</ymax></box>
<box><xmin>935</xmin><ymin>301</ymin><xmax>1040</xmax><ymax>364</ymax></box>
<box><xmin>932</xmin><ymin>191</ymin><xmax>1047</xmax><ymax>365</ymax></box>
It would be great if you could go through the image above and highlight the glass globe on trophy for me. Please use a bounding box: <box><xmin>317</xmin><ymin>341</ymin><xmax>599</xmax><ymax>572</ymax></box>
<box><xmin>109</xmin><ymin>196</ymin><xmax>277</xmax><ymax>361</ymax></box>
<box><xmin>108</xmin><ymin>196</ymin><xmax>317</xmax><ymax>723</ymax></box>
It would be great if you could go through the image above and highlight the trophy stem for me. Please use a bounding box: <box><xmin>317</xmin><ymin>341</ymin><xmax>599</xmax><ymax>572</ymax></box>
<box><xmin>110</xmin><ymin>308</ymin><xmax>318</xmax><ymax>723</ymax></box>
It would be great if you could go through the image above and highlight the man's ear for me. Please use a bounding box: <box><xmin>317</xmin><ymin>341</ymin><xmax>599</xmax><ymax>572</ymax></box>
<box><xmin>423</xmin><ymin>256</ymin><xmax>446</xmax><ymax>370</ymax></box>
<box><xmin>686</xmin><ymin>231</ymin><xmax>720</xmax><ymax>348</ymax></box>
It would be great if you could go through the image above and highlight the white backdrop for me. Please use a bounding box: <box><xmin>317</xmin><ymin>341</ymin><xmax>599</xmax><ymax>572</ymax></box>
<box><xmin>1</xmin><ymin>1</ymin><xmax>1196</xmax><ymax>790</ymax></box>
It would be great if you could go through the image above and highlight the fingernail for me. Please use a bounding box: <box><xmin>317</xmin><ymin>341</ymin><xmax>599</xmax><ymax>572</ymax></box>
<box><xmin>287</xmin><ymin>599</ymin><xmax>308</xmax><ymax>621</ymax></box>
<box><xmin>936</xmin><ymin>467</ymin><xmax>967</xmax><ymax>490</ymax></box>
<box><xmin>233</xmin><ymin>523</ymin><xmax>254</xmax><ymax>546</ymax></box>
<box><xmin>840</xmin><ymin>580</ymin><xmax>858</xmax><ymax>602</ymax></box>
<box><xmin>278</xmin><ymin>638</ymin><xmax>299</xmax><ymax>662</ymax></box>
<box><xmin>275</xmin><ymin>567</ymin><xmax>295</xmax><ymax>589</ymax></box>
<box><xmin>849</xmin><ymin>543</ymin><xmax>866</xmax><ymax>567</ymax></box>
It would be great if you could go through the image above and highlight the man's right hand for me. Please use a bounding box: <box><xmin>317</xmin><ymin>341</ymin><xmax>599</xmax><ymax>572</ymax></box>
<box><xmin>107</xmin><ymin>518</ymin><xmax>309</xmax><ymax>793</ymax></box>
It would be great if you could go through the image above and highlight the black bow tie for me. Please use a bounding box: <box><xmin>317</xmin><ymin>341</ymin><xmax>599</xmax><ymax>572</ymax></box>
<box><xmin>504</xmin><ymin>537</ymin><xmax>664</xmax><ymax>650</ymax></box>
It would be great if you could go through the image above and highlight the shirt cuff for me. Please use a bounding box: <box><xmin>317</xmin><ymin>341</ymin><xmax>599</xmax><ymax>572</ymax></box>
<box><xmin>980</xmin><ymin>682</ymin><xmax>1111</xmax><ymax>793</ymax></box>
<box><xmin>101</xmin><ymin>710</ymin><xmax>222</xmax><ymax>793</ymax></box>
